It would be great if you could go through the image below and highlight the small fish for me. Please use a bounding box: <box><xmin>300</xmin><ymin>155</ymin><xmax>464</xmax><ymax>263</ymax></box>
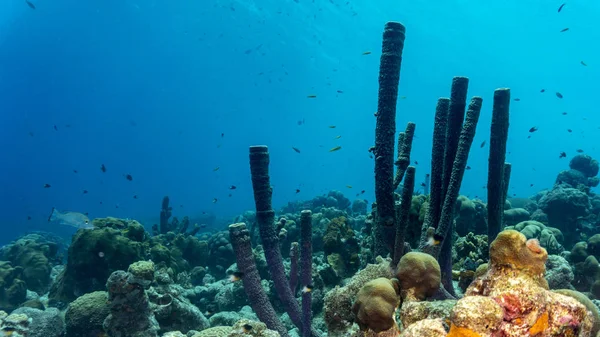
<box><xmin>581</xmin><ymin>61</ymin><xmax>588</xmax><ymax>66</ymax></box>
<box><xmin>514</xmin><ymin>98</ymin><xmax>521</xmax><ymax>101</ymax></box>
<box><xmin>133</xmin><ymin>195</ymin><xmax>138</xmax><ymax>199</ymax></box>
<box><xmin>559</xmin><ymin>151</ymin><xmax>567</xmax><ymax>158</ymax></box>
<box><xmin>296</xmin><ymin>189</ymin><xmax>301</xmax><ymax>194</ymax></box>
<box><xmin>125</xmin><ymin>174</ymin><xmax>133</xmax><ymax>181</ymax></box>
<box><xmin>27</xmin><ymin>216</ymin><xmax>32</xmax><ymax>220</ymax></box>
<box><xmin>221</xmin><ymin>133</ymin><xmax>224</xmax><ymax>137</ymax></box>
<box><xmin>530</xmin><ymin>184</ymin><xmax>534</xmax><ymax>187</ymax></box>
<box><xmin>540</xmin><ymin>89</ymin><xmax>546</xmax><ymax>93</ymax></box>
<box><xmin>420</xmin><ymin>183</ymin><xmax>426</xmax><ymax>187</ymax></box>
<box><xmin>562</xmin><ymin>112</ymin><xmax>568</xmax><ymax>115</ymax></box>
<box><xmin>558</xmin><ymin>3</ymin><xmax>565</xmax><ymax>12</ymax></box>
<box><xmin>44</xmin><ymin>184</ymin><xmax>51</xmax><ymax>188</ymax></box>
<box><xmin>567</xmin><ymin>129</ymin><xmax>572</xmax><ymax>133</ymax></box>
<box><xmin>212</xmin><ymin>198</ymin><xmax>218</xmax><ymax>203</ymax></box>
<box><xmin>360</xmin><ymin>190</ymin><xmax>365</xmax><ymax>194</ymax></box>
<box><xmin>560</xmin><ymin>28</ymin><xmax>569</xmax><ymax>33</ymax></box>
<box><xmin>466</xmin><ymin>166</ymin><xmax>471</xmax><ymax>170</ymax></box>
<box><xmin>307</xmin><ymin>95</ymin><xmax>317</xmax><ymax>98</ymax></box>
<box><xmin>328</xmin><ymin>125</ymin><xmax>336</xmax><ymax>129</ymax></box>
<box><xmin>556</xmin><ymin>92</ymin><xmax>564</xmax><ymax>98</ymax></box>
<box><xmin>83</xmin><ymin>190</ymin><xmax>88</xmax><ymax>194</ymax></box>
<box><xmin>48</xmin><ymin>208</ymin><xmax>93</xmax><ymax>229</ymax></box>
<box><xmin>229</xmin><ymin>271</ymin><xmax>244</xmax><ymax>282</ymax></box>
<box><xmin>576</xmin><ymin>149</ymin><xmax>584</xmax><ymax>153</ymax></box>
<box><xmin>334</xmin><ymin>135</ymin><xmax>342</xmax><ymax>139</ymax></box>
<box><xmin>73</xmin><ymin>169</ymin><xmax>78</xmax><ymax>173</ymax></box>
<box><xmin>228</xmin><ymin>193</ymin><xmax>232</xmax><ymax>197</ymax></box>
<box><xmin>292</xmin><ymin>147</ymin><xmax>301</xmax><ymax>153</ymax></box>
<box><xmin>302</xmin><ymin>284</ymin><xmax>314</xmax><ymax>293</ymax></box>
<box><xmin>213</xmin><ymin>167</ymin><xmax>220</xmax><ymax>172</ymax></box>
<box><xmin>200</xmin><ymin>224</ymin><xmax>207</xmax><ymax>228</ymax></box>
<box><xmin>362</xmin><ymin>51</ymin><xmax>372</xmax><ymax>55</ymax></box>
<box><xmin>229</xmin><ymin>185</ymin><xmax>237</xmax><ymax>190</ymax></box>
<box><xmin>529</xmin><ymin>126</ymin><xmax>538</xmax><ymax>133</ymax></box>
<box><xmin>53</xmin><ymin>125</ymin><xmax>58</xmax><ymax>131</ymax></box>
<box><xmin>241</xmin><ymin>324</ymin><xmax>253</xmax><ymax>333</ymax></box>
<box><xmin>329</xmin><ymin>146</ymin><xmax>342</xmax><ymax>152</ymax></box>
<box><xmin>337</xmin><ymin>90</ymin><xmax>344</xmax><ymax>94</ymax></box>
<box><xmin>346</xmin><ymin>185</ymin><xmax>353</xmax><ymax>188</ymax></box>
<box><xmin>414</xmin><ymin>161</ymin><xmax>419</xmax><ymax>165</ymax></box>
<box><xmin>427</xmin><ymin>233</ymin><xmax>444</xmax><ymax>246</ymax></box>
<box><xmin>297</xmin><ymin>119</ymin><xmax>305</xmax><ymax>126</ymax></box>
<box><xmin>25</xmin><ymin>0</ymin><xmax>35</xmax><ymax>9</ymax></box>
<box><xmin>480</xmin><ymin>141</ymin><xmax>486</xmax><ymax>148</ymax></box>
<box><xmin>101</xmin><ymin>164</ymin><xmax>107</xmax><ymax>173</ymax></box>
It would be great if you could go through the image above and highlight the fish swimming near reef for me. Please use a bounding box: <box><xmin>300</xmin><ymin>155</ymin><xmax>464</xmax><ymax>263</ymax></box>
<box><xmin>48</xmin><ymin>208</ymin><xmax>93</xmax><ymax>229</ymax></box>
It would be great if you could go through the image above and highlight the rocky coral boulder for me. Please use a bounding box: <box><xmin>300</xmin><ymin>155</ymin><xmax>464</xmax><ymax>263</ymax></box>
<box><xmin>539</xmin><ymin>186</ymin><xmax>590</xmax><ymax>244</ymax></box>
<box><xmin>49</xmin><ymin>218</ymin><xmax>147</xmax><ymax>304</ymax></box>
<box><xmin>65</xmin><ymin>291</ymin><xmax>109</xmax><ymax>337</ymax></box>
<box><xmin>0</xmin><ymin>261</ymin><xmax>26</xmax><ymax>311</ymax></box>
<box><xmin>11</xmin><ymin>307</ymin><xmax>64</xmax><ymax>337</ymax></box>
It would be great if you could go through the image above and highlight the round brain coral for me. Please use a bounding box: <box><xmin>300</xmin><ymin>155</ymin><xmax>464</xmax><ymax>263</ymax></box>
<box><xmin>352</xmin><ymin>277</ymin><xmax>400</xmax><ymax>332</ymax></box>
<box><xmin>395</xmin><ymin>252</ymin><xmax>441</xmax><ymax>300</ymax></box>
<box><xmin>489</xmin><ymin>230</ymin><xmax>548</xmax><ymax>277</ymax></box>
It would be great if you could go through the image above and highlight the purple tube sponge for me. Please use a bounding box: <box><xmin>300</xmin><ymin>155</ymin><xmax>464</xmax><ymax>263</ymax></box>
<box><xmin>249</xmin><ymin>146</ymin><xmax>320</xmax><ymax>337</ymax></box>
<box><xmin>289</xmin><ymin>242</ymin><xmax>299</xmax><ymax>294</ymax></box>
<box><xmin>441</xmin><ymin>77</ymin><xmax>469</xmax><ymax>200</ymax></box>
<box><xmin>393</xmin><ymin>122</ymin><xmax>416</xmax><ymax>189</ymax></box>
<box><xmin>159</xmin><ymin>196</ymin><xmax>172</xmax><ymax>234</ymax></box>
<box><xmin>229</xmin><ymin>222</ymin><xmax>289</xmax><ymax>337</ymax></box>
<box><xmin>419</xmin><ymin>98</ymin><xmax>450</xmax><ymax>249</ymax></box>
<box><xmin>373</xmin><ymin>22</ymin><xmax>407</xmax><ymax>258</ymax></box>
<box><xmin>487</xmin><ymin>88</ymin><xmax>511</xmax><ymax>241</ymax></box>
<box><xmin>393</xmin><ymin>166</ymin><xmax>416</xmax><ymax>267</ymax></box>
<box><xmin>300</xmin><ymin>210</ymin><xmax>313</xmax><ymax>337</ymax></box>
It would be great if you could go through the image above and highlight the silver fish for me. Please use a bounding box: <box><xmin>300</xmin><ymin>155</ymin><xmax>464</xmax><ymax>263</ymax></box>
<box><xmin>48</xmin><ymin>208</ymin><xmax>93</xmax><ymax>229</ymax></box>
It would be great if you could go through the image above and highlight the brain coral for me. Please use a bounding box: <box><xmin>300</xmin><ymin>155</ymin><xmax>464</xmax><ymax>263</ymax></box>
<box><xmin>352</xmin><ymin>277</ymin><xmax>400</xmax><ymax>333</ymax></box>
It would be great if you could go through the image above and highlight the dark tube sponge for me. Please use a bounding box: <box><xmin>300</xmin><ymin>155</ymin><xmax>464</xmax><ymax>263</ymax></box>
<box><xmin>289</xmin><ymin>242</ymin><xmax>299</xmax><ymax>295</ymax></box>
<box><xmin>434</xmin><ymin>97</ymin><xmax>483</xmax><ymax>255</ymax></box>
<box><xmin>373</xmin><ymin>22</ymin><xmax>406</xmax><ymax>258</ymax></box>
<box><xmin>249</xmin><ymin>146</ymin><xmax>320</xmax><ymax>337</ymax></box>
<box><xmin>433</xmin><ymin>97</ymin><xmax>483</xmax><ymax>294</ymax></box>
<box><xmin>393</xmin><ymin>166</ymin><xmax>416</xmax><ymax>268</ymax></box>
<box><xmin>394</xmin><ymin>122</ymin><xmax>416</xmax><ymax>189</ymax></box>
<box><xmin>300</xmin><ymin>210</ymin><xmax>313</xmax><ymax>337</ymax></box>
<box><xmin>441</xmin><ymin>77</ymin><xmax>469</xmax><ymax>200</ymax></box>
<box><xmin>419</xmin><ymin>98</ymin><xmax>450</xmax><ymax>249</ymax></box>
<box><xmin>487</xmin><ymin>89</ymin><xmax>511</xmax><ymax>242</ymax></box>
<box><xmin>503</xmin><ymin>162</ymin><xmax>512</xmax><ymax>206</ymax></box>
<box><xmin>229</xmin><ymin>223</ymin><xmax>289</xmax><ymax>337</ymax></box>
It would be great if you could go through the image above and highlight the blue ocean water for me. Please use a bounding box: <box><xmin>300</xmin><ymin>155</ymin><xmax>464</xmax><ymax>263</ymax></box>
<box><xmin>0</xmin><ymin>0</ymin><xmax>598</xmax><ymax>244</ymax></box>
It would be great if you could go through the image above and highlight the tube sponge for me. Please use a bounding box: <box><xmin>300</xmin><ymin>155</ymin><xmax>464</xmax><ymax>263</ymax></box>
<box><xmin>352</xmin><ymin>277</ymin><xmax>400</xmax><ymax>333</ymax></box>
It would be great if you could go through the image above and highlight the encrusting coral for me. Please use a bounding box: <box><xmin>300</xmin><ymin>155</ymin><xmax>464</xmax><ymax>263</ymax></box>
<box><xmin>458</xmin><ymin>230</ymin><xmax>594</xmax><ymax>336</ymax></box>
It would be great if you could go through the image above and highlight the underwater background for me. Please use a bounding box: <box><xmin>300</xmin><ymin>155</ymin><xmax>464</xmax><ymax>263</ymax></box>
<box><xmin>1</xmin><ymin>0</ymin><xmax>600</xmax><ymax>336</ymax></box>
<box><xmin>2</xmin><ymin>0</ymin><xmax>598</xmax><ymax>241</ymax></box>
